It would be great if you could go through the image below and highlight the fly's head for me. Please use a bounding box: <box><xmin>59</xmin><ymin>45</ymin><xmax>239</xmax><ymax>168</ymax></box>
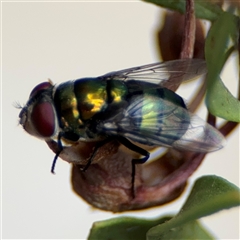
<box><xmin>19</xmin><ymin>81</ymin><xmax>59</xmax><ymax>140</ymax></box>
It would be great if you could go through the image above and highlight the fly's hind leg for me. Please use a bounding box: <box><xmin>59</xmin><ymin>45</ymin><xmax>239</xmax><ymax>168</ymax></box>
<box><xmin>117</xmin><ymin>136</ymin><xmax>150</xmax><ymax>198</ymax></box>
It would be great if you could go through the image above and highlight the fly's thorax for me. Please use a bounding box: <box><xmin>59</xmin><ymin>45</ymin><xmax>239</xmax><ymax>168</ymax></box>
<box><xmin>73</xmin><ymin>78</ymin><xmax>128</xmax><ymax>120</ymax></box>
<box><xmin>73</xmin><ymin>78</ymin><xmax>108</xmax><ymax>121</ymax></box>
<box><xmin>53</xmin><ymin>78</ymin><xmax>128</xmax><ymax>142</ymax></box>
<box><xmin>53</xmin><ymin>78</ymin><xmax>108</xmax><ymax>137</ymax></box>
<box><xmin>19</xmin><ymin>81</ymin><xmax>60</xmax><ymax>140</ymax></box>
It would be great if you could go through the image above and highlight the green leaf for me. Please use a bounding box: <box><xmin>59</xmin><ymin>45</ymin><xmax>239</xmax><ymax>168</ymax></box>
<box><xmin>143</xmin><ymin>0</ymin><xmax>223</xmax><ymax>21</ymax></box>
<box><xmin>88</xmin><ymin>216</ymin><xmax>213</xmax><ymax>240</ymax></box>
<box><xmin>88</xmin><ymin>216</ymin><xmax>171</xmax><ymax>240</ymax></box>
<box><xmin>205</xmin><ymin>12</ymin><xmax>240</xmax><ymax>122</ymax></box>
<box><xmin>147</xmin><ymin>175</ymin><xmax>240</xmax><ymax>239</ymax></box>
<box><xmin>206</xmin><ymin>77</ymin><xmax>240</xmax><ymax>122</ymax></box>
<box><xmin>152</xmin><ymin>220</ymin><xmax>214</xmax><ymax>240</ymax></box>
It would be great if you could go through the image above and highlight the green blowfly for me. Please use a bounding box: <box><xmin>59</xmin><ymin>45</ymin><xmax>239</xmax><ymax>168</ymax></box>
<box><xmin>19</xmin><ymin>59</ymin><xmax>225</xmax><ymax>194</ymax></box>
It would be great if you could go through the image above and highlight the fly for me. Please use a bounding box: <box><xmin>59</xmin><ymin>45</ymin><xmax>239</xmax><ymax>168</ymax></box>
<box><xmin>19</xmin><ymin>59</ymin><xmax>226</xmax><ymax>195</ymax></box>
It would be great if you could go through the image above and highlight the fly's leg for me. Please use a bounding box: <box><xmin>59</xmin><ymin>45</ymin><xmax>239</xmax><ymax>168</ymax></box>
<box><xmin>117</xmin><ymin>136</ymin><xmax>150</xmax><ymax>198</ymax></box>
<box><xmin>51</xmin><ymin>134</ymin><xmax>112</xmax><ymax>173</ymax></box>
<box><xmin>82</xmin><ymin>138</ymin><xmax>113</xmax><ymax>172</ymax></box>
<box><xmin>51</xmin><ymin>133</ymin><xmax>63</xmax><ymax>174</ymax></box>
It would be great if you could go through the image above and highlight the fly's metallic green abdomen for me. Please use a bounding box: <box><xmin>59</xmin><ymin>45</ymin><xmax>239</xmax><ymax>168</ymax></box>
<box><xmin>98</xmin><ymin>83</ymin><xmax>191</xmax><ymax>148</ymax></box>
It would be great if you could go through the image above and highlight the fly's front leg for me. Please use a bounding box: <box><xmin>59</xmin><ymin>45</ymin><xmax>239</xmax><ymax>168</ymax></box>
<box><xmin>51</xmin><ymin>132</ymin><xmax>64</xmax><ymax>174</ymax></box>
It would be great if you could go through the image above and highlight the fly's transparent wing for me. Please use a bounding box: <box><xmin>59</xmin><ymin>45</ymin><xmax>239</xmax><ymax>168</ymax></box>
<box><xmin>100</xmin><ymin>59</ymin><xmax>207</xmax><ymax>87</ymax></box>
<box><xmin>98</xmin><ymin>93</ymin><xmax>225</xmax><ymax>153</ymax></box>
<box><xmin>171</xmin><ymin>115</ymin><xmax>226</xmax><ymax>152</ymax></box>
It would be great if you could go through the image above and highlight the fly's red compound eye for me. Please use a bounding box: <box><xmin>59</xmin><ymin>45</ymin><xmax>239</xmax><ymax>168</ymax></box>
<box><xmin>31</xmin><ymin>101</ymin><xmax>56</xmax><ymax>137</ymax></box>
<box><xmin>30</xmin><ymin>81</ymin><xmax>52</xmax><ymax>98</ymax></box>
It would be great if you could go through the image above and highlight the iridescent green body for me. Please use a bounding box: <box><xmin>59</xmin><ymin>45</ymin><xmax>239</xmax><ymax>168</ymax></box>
<box><xmin>19</xmin><ymin>59</ymin><xmax>225</xmax><ymax>181</ymax></box>
<box><xmin>54</xmin><ymin>78</ymin><xmax>190</xmax><ymax>148</ymax></box>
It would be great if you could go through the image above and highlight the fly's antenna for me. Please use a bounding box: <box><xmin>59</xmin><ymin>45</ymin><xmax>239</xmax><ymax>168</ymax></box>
<box><xmin>13</xmin><ymin>101</ymin><xmax>23</xmax><ymax>109</ymax></box>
